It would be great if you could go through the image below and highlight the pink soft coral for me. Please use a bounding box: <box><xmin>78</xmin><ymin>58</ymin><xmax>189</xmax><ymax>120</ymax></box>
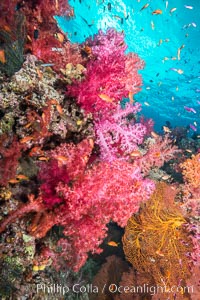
<box><xmin>134</xmin><ymin>135</ymin><xmax>180</xmax><ymax>175</ymax></box>
<box><xmin>95</xmin><ymin>102</ymin><xmax>147</xmax><ymax>161</ymax></box>
<box><xmin>67</xmin><ymin>29</ymin><xmax>144</xmax><ymax>116</ymax></box>
<box><xmin>50</xmin><ymin>159</ymin><xmax>155</xmax><ymax>271</ymax></box>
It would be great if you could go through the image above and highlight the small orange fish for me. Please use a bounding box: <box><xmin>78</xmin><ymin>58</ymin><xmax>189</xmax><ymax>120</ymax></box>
<box><xmin>162</xmin><ymin>175</ymin><xmax>171</xmax><ymax>180</ymax></box>
<box><xmin>89</xmin><ymin>139</ymin><xmax>94</xmax><ymax>148</ymax></box>
<box><xmin>24</xmin><ymin>122</ymin><xmax>32</xmax><ymax>129</ymax></box>
<box><xmin>140</xmin><ymin>3</ymin><xmax>149</xmax><ymax>11</ymax></box>
<box><xmin>55</xmin><ymin>32</ymin><xmax>65</xmax><ymax>43</ymax></box>
<box><xmin>177</xmin><ymin>69</ymin><xmax>184</xmax><ymax>74</ymax></box>
<box><xmin>27</xmin><ymin>34</ymin><xmax>32</xmax><ymax>42</ymax></box>
<box><xmin>152</xmin><ymin>9</ymin><xmax>162</xmax><ymax>15</ymax></box>
<box><xmin>130</xmin><ymin>150</ymin><xmax>142</xmax><ymax>157</ymax></box>
<box><xmin>8</xmin><ymin>179</ymin><xmax>19</xmax><ymax>184</ymax></box>
<box><xmin>107</xmin><ymin>241</ymin><xmax>119</xmax><ymax>247</ymax></box>
<box><xmin>185</xmin><ymin>149</ymin><xmax>192</xmax><ymax>153</ymax></box>
<box><xmin>49</xmin><ymin>99</ymin><xmax>58</xmax><ymax>105</ymax></box>
<box><xmin>81</xmin><ymin>45</ymin><xmax>92</xmax><ymax>56</ymax></box>
<box><xmin>114</xmin><ymin>15</ymin><xmax>121</xmax><ymax>20</ymax></box>
<box><xmin>55</xmin><ymin>0</ymin><xmax>59</xmax><ymax>10</ymax></box>
<box><xmin>156</xmin><ymin>250</ymin><xmax>165</xmax><ymax>257</ymax></box>
<box><xmin>177</xmin><ymin>44</ymin><xmax>185</xmax><ymax>60</ymax></box>
<box><xmin>0</xmin><ymin>49</ymin><xmax>6</xmax><ymax>64</ymax></box>
<box><xmin>162</xmin><ymin>126</ymin><xmax>171</xmax><ymax>133</ymax></box>
<box><xmin>16</xmin><ymin>174</ymin><xmax>29</xmax><ymax>180</ymax></box>
<box><xmin>98</xmin><ymin>93</ymin><xmax>114</xmax><ymax>103</ymax></box>
<box><xmin>29</xmin><ymin>146</ymin><xmax>44</xmax><ymax>157</ymax></box>
<box><xmin>38</xmin><ymin>156</ymin><xmax>49</xmax><ymax>161</ymax></box>
<box><xmin>20</xmin><ymin>136</ymin><xmax>33</xmax><ymax>143</ymax></box>
<box><xmin>3</xmin><ymin>25</ymin><xmax>11</xmax><ymax>32</ymax></box>
<box><xmin>151</xmin><ymin>131</ymin><xmax>159</xmax><ymax>139</ymax></box>
<box><xmin>76</xmin><ymin>120</ymin><xmax>83</xmax><ymax>126</ymax></box>
<box><xmin>33</xmin><ymin>264</ymin><xmax>47</xmax><ymax>271</ymax></box>
<box><xmin>36</xmin><ymin>68</ymin><xmax>43</xmax><ymax>79</ymax></box>
<box><xmin>128</xmin><ymin>92</ymin><xmax>134</xmax><ymax>103</ymax></box>
<box><xmin>151</xmin><ymin>21</ymin><xmax>155</xmax><ymax>30</ymax></box>
<box><xmin>56</xmin><ymin>104</ymin><xmax>63</xmax><ymax>115</ymax></box>
<box><xmin>55</xmin><ymin>155</ymin><xmax>68</xmax><ymax>165</ymax></box>
<box><xmin>170</xmin><ymin>7</ymin><xmax>177</xmax><ymax>14</ymax></box>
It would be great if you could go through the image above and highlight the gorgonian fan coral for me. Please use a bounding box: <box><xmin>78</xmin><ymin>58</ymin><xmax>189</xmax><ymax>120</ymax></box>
<box><xmin>122</xmin><ymin>183</ymin><xmax>194</xmax><ymax>290</ymax></box>
<box><xmin>0</xmin><ymin>139</ymin><xmax>155</xmax><ymax>272</ymax></box>
<box><xmin>67</xmin><ymin>28</ymin><xmax>144</xmax><ymax>116</ymax></box>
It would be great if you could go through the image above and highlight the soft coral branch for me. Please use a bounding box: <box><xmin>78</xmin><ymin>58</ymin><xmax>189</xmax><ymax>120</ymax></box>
<box><xmin>95</xmin><ymin>102</ymin><xmax>147</xmax><ymax>161</ymax></box>
<box><xmin>0</xmin><ymin>139</ymin><xmax>155</xmax><ymax>271</ymax></box>
<box><xmin>67</xmin><ymin>29</ymin><xmax>144</xmax><ymax>116</ymax></box>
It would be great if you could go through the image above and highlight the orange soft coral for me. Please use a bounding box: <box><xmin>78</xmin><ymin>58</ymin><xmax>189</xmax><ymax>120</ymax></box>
<box><xmin>180</xmin><ymin>153</ymin><xmax>200</xmax><ymax>188</ymax></box>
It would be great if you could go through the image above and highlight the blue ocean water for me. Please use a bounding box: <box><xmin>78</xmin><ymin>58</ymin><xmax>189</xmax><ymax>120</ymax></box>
<box><xmin>55</xmin><ymin>0</ymin><xmax>200</xmax><ymax>131</ymax></box>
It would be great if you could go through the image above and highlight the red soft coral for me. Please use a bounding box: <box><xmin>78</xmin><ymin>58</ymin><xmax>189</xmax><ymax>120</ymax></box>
<box><xmin>38</xmin><ymin>160</ymin><xmax>69</xmax><ymax>207</ymax></box>
<box><xmin>0</xmin><ymin>135</ymin><xmax>22</xmax><ymax>186</ymax></box>
<box><xmin>67</xmin><ymin>29</ymin><xmax>144</xmax><ymax>117</ymax></box>
<box><xmin>0</xmin><ymin>139</ymin><xmax>155</xmax><ymax>272</ymax></box>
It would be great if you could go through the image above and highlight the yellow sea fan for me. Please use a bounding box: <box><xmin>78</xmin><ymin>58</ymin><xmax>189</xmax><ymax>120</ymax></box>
<box><xmin>122</xmin><ymin>183</ymin><xmax>193</xmax><ymax>289</ymax></box>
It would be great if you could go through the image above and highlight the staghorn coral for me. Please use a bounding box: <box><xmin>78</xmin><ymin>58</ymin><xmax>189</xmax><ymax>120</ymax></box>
<box><xmin>122</xmin><ymin>183</ymin><xmax>194</xmax><ymax>290</ymax></box>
